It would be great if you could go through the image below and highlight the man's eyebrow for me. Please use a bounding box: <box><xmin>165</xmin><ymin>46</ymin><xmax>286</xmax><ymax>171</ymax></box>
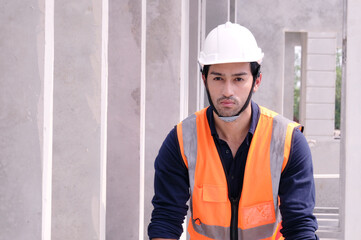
<box><xmin>209</xmin><ymin>71</ymin><xmax>224</xmax><ymax>76</ymax></box>
<box><xmin>232</xmin><ymin>72</ymin><xmax>248</xmax><ymax>76</ymax></box>
<box><xmin>209</xmin><ymin>71</ymin><xmax>248</xmax><ymax>76</ymax></box>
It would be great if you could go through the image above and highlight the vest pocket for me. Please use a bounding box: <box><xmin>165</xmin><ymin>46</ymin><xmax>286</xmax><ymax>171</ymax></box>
<box><xmin>202</xmin><ymin>184</ymin><xmax>228</xmax><ymax>202</ymax></box>
<box><xmin>240</xmin><ymin>201</ymin><xmax>276</xmax><ymax>229</ymax></box>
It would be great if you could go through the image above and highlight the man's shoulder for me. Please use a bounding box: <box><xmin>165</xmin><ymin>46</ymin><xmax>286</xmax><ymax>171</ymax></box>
<box><xmin>179</xmin><ymin>107</ymin><xmax>210</xmax><ymax>123</ymax></box>
<box><xmin>258</xmin><ymin>104</ymin><xmax>300</xmax><ymax>126</ymax></box>
<box><xmin>258</xmin><ymin>105</ymin><xmax>280</xmax><ymax>118</ymax></box>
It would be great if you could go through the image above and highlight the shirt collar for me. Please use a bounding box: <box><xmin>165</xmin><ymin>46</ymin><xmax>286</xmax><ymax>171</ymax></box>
<box><xmin>206</xmin><ymin>101</ymin><xmax>260</xmax><ymax>143</ymax></box>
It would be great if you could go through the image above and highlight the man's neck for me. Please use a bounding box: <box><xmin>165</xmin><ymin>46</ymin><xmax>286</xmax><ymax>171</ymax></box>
<box><xmin>213</xmin><ymin>105</ymin><xmax>252</xmax><ymax>147</ymax></box>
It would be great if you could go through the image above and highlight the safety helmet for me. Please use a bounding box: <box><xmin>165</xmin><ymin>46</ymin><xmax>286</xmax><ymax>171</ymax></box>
<box><xmin>199</xmin><ymin>22</ymin><xmax>264</xmax><ymax>67</ymax></box>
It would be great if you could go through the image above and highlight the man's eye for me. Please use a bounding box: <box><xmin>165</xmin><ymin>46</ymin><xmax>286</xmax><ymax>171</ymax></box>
<box><xmin>213</xmin><ymin>77</ymin><xmax>223</xmax><ymax>81</ymax></box>
<box><xmin>235</xmin><ymin>78</ymin><xmax>244</xmax><ymax>82</ymax></box>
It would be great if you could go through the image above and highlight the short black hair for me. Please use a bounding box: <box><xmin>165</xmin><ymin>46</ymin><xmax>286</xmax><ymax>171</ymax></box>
<box><xmin>202</xmin><ymin>62</ymin><xmax>261</xmax><ymax>81</ymax></box>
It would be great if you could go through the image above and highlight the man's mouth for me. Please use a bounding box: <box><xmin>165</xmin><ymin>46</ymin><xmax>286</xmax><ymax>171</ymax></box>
<box><xmin>219</xmin><ymin>100</ymin><xmax>235</xmax><ymax>107</ymax></box>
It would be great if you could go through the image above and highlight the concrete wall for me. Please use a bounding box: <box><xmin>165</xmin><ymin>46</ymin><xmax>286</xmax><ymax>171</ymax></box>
<box><xmin>144</xmin><ymin>0</ymin><xmax>183</xmax><ymax>238</ymax></box>
<box><xmin>0</xmin><ymin>0</ymin><xmax>186</xmax><ymax>238</ymax></box>
<box><xmin>106</xmin><ymin>0</ymin><xmax>142</xmax><ymax>238</ymax></box>
<box><xmin>0</xmin><ymin>1</ymin><xmax>43</xmax><ymax>239</ymax></box>
<box><xmin>236</xmin><ymin>0</ymin><xmax>343</xmax><ymax>113</ymax></box>
<box><xmin>51</xmin><ymin>0</ymin><xmax>102</xmax><ymax>239</ymax></box>
<box><xmin>187</xmin><ymin>0</ymin><xmax>200</xmax><ymax>115</ymax></box>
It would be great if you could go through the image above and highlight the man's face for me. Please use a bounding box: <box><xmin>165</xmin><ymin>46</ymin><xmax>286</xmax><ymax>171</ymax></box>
<box><xmin>203</xmin><ymin>62</ymin><xmax>260</xmax><ymax>117</ymax></box>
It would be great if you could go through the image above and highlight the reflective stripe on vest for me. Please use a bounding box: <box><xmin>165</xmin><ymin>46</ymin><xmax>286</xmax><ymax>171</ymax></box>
<box><xmin>177</xmin><ymin>106</ymin><xmax>300</xmax><ymax>240</ymax></box>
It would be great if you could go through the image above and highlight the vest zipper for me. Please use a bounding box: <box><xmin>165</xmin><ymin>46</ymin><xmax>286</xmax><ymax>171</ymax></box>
<box><xmin>230</xmin><ymin>196</ymin><xmax>240</xmax><ymax>240</ymax></box>
<box><xmin>213</xmin><ymin>136</ymin><xmax>240</xmax><ymax>240</ymax></box>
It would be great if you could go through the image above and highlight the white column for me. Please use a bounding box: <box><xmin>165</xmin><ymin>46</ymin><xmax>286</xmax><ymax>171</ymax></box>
<box><xmin>304</xmin><ymin>32</ymin><xmax>337</xmax><ymax>140</ymax></box>
<box><xmin>42</xmin><ymin>0</ymin><xmax>54</xmax><ymax>239</ymax></box>
<box><xmin>343</xmin><ymin>0</ymin><xmax>361</xmax><ymax>238</ymax></box>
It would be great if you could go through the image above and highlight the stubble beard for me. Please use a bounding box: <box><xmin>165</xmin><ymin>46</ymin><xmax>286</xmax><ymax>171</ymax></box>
<box><xmin>214</xmin><ymin>96</ymin><xmax>243</xmax><ymax>117</ymax></box>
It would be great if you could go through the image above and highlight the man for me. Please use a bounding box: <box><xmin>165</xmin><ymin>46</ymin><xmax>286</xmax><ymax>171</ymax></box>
<box><xmin>148</xmin><ymin>22</ymin><xmax>318</xmax><ymax>240</ymax></box>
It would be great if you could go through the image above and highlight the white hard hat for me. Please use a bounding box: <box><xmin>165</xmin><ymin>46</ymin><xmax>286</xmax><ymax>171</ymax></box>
<box><xmin>199</xmin><ymin>22</ymin><xmax>264</xmax><ymax>67</ymax></box>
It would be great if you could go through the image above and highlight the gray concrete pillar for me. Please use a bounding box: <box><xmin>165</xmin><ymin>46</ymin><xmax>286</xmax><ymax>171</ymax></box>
<box><xmin>187</xmin><ymin>0</ymin><xmax>201</xmax><ymax>115</ymax></box>
<box><xmin>106</xmin><ymin>0</ymin><xmax>142</xmax><ymax>239</ymax></box>
<box><xmin>51</xmin><ymin>1</ymin><xmax>102</xmax><ymax>239</ymax></box>
<box><xmin>342</xmin><ymin>0</ymin><xmax>361</xmax><ymax>237</ymax></box>
<box><xmin>144</xmin><ymin>0</ymin><xmax>183</xmax><ymax>238</ymax></box>
<box><xmin>205</xmin><ymin>0</ymin><xmax>228</xmax><ymax>35</ymax></box>
<box><xmin>0</xmin><ymin>1</ymin><xmax>44</xmax><ymax>239</ymax></box>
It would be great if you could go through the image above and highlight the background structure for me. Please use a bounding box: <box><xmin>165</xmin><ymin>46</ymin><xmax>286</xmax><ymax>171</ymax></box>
<box><xmin>1</xmin><ymin>0</ymin><xmax>360</xmax><ymax>239</ymax></box>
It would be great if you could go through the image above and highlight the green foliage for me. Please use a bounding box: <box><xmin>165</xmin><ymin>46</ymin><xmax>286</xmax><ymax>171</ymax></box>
<box><xmin>335</xmin><ymin>49</ymin><xmax>342</xmax><ymax>130</ymax></box>
<box><xmin>293</xmin><ymin>47</ymin><xmax>301</xmax><ymax>122</ymax></box>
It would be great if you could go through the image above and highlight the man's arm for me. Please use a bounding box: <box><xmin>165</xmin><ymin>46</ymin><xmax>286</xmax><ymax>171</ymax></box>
<box><xmin>279</xmin><ymin>128</ymin><xmax>319</xmax><ymax>239</ymax></box>
<box><xmin>148</xmin><ymin>127</ymin><xmax>190</xmax><ymax>240</ymax></box>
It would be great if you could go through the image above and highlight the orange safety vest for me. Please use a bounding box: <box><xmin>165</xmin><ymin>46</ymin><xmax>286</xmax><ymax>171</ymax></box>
<box><xmin>176</xmin><ymin>106</ymin><xmax>301</xmax><ymax>240</ymax></box>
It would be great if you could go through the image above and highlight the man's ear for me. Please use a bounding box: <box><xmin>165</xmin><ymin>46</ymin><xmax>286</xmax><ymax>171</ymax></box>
<box><xmin>202</xmin><ymin>74</ymin><xmax>207</xmax><ymax>85</ymax></box>
<box><xmin>253</xmin><ymin>73</ymin><xmax>262</xmax><ymax>93</ymax></box>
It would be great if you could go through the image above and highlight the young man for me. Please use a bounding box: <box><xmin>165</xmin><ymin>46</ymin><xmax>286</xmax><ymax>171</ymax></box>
<box><xmin>148</xmin><ymin>22</ymin><xmax>318</xmax><ymax>240</ymax></box>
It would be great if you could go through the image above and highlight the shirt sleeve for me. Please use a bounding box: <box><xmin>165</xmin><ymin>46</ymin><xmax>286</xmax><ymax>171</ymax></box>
<box><xmin>279</xmin><ymin>128</ymin><xmax>319</xmax><ymax>240</ymax></box>
<box><xmin>147</xmin><ymin>126</ymin><xmax>190</xmax><ymax>239</ymax></box>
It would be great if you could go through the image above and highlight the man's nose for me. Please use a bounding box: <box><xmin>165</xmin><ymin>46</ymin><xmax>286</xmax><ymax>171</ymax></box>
<box><xmin>222</xmin><ymin>80</ymin><xmax>233</xmax><ymax>97</ymax></box>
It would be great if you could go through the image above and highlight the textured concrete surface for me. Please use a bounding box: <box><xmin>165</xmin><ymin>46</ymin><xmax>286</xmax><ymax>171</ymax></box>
<box><xmin>236</xmin><ymin>0</ymin><xmax>343</xmax><ymax>113</ymax></box>
<box><xmin>0</xmin><ymin>1</ymin><xmax>43</xmax><ymax>239</ymax></box>
<box><xmin>144</xmin><ymin>0</ymin><xmax>183</xmax><ymax>237</ymax></box>
<box><xmin>315</xmin><ymin>178</ymin><xmax>340</xmax><ymax>208</ymax></box>
<box><xmin>310</xmin><ymin>140</ymin><xmax>340</xmax><ymax>175</ymax></box>
<box><xmin>205</xmin><ymin>0</ymin><xmax>228</xmax><ymax>37</ymax></box>
<box><xmin>106</xmin><ymin>0</ymin><xmax>142</xmax><ymax>239</ymax></box>
<box><xmin>187</xmin><ymin>0</ymin><xmax>201</xmax><ymax>115</ymax></box>
<box><xmin>51</xmin><ymin>0</ymin><xmax>102</xmax><ymax>239</ymax></box>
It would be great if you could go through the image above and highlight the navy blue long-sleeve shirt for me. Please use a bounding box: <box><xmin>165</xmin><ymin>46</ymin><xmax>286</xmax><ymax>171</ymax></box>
<box><xmin>148</xmin><ymin>102</ymin><xmax>318</xmax><ymax>239</ymax></box>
